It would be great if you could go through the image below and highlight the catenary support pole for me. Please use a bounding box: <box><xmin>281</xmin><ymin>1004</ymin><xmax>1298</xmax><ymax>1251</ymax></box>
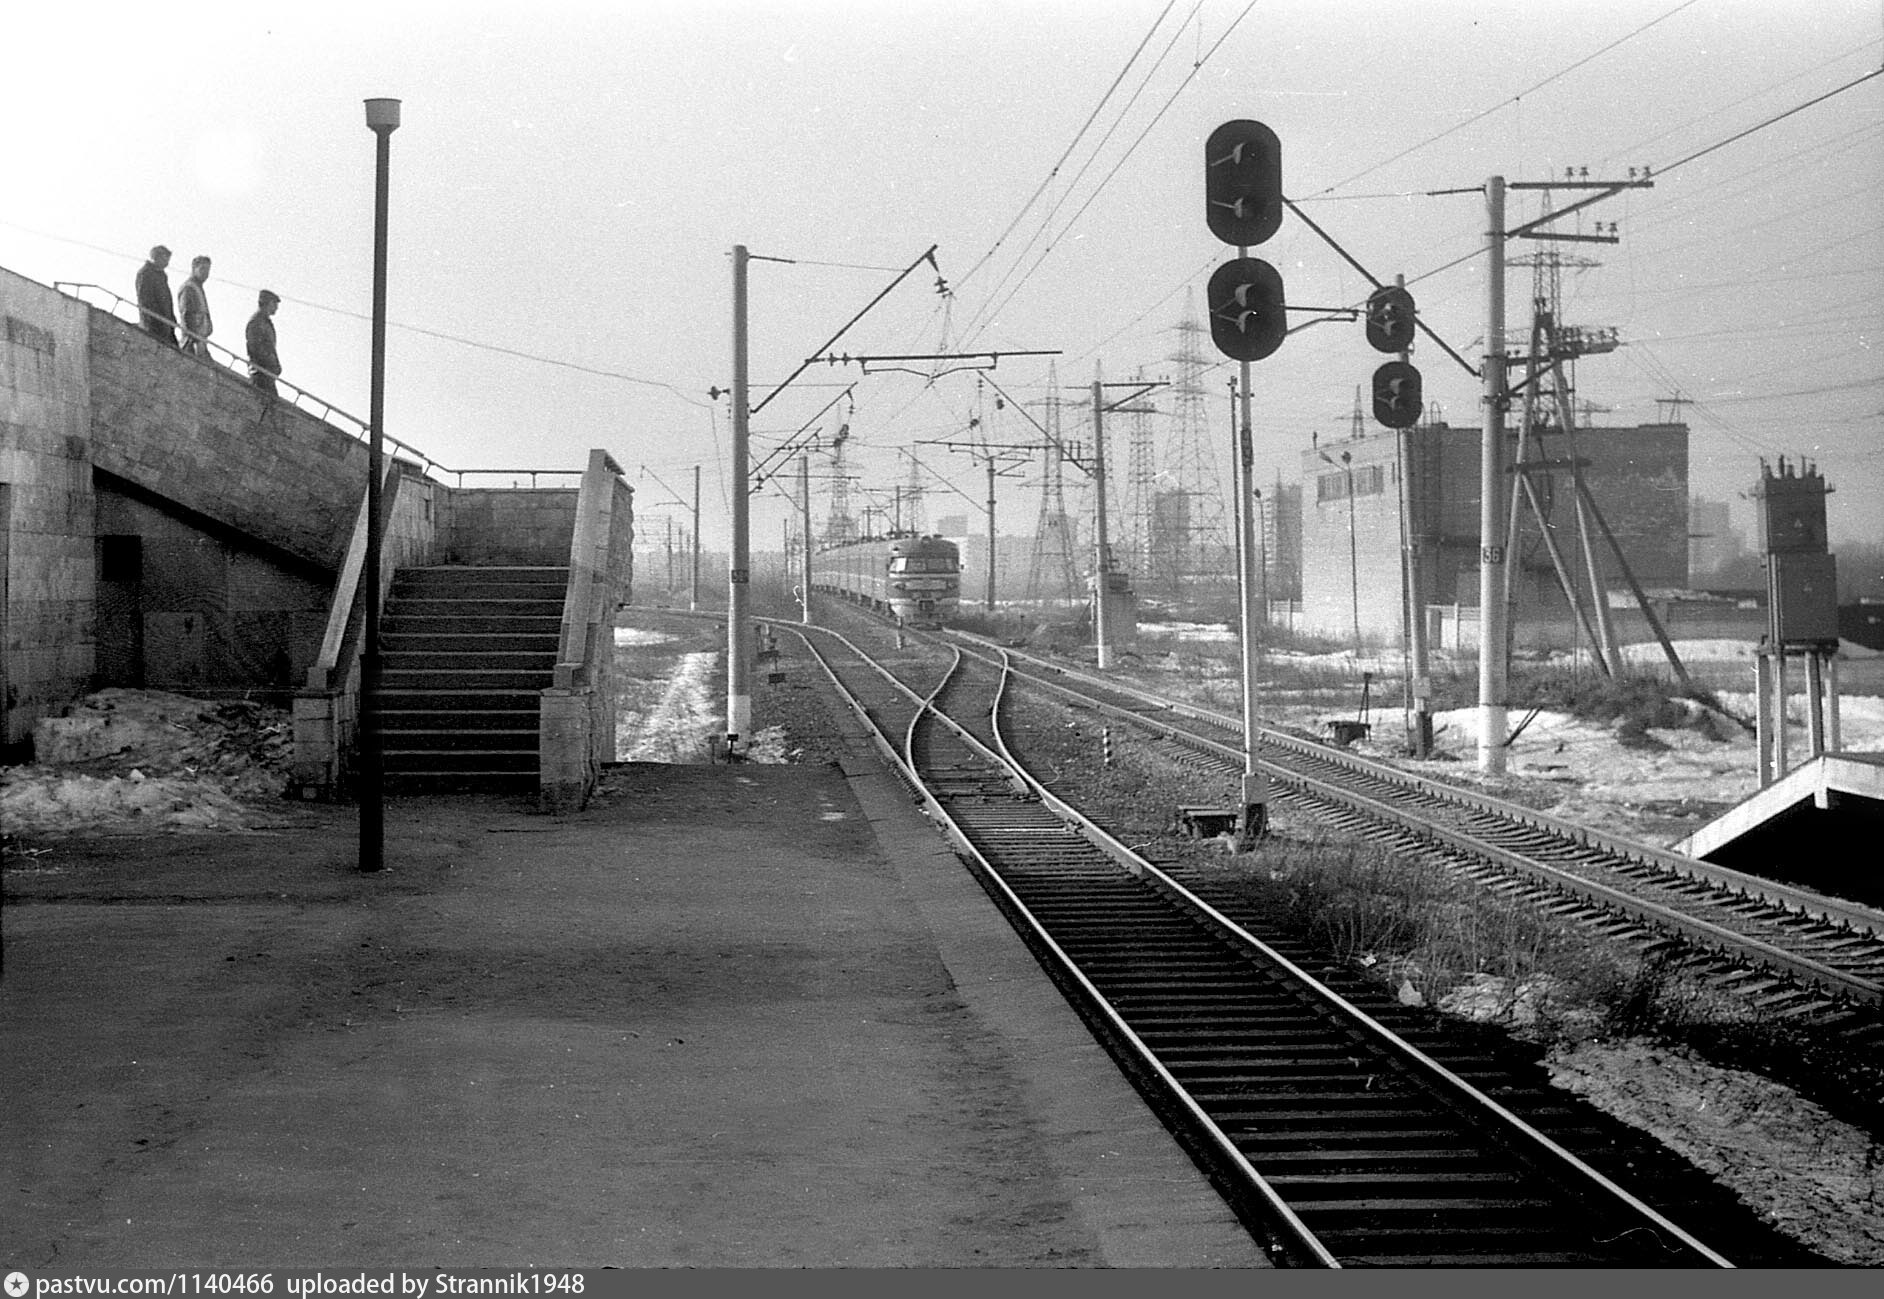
<box><xmin>1091</xmin><ymin>362</ymin><xmax>1112</xmax><ymax>669</ymax></box>
<box><xmin>691</xmin><ymin>464</ymin><xmax>702</xmax><ymax>612</ymax></box>
<box><xmin>1478</xmin><ymin>176</ymin><xmax>1510</xmax><ymax>775</ymax></box>
<box><xmin>799</xmin><ymin>454</ymin><xmax>812</xmax><ymax>624</ymax></box>
<box><xmin>727</xmin><ymin>245</ymin><xmax>752</xmax><ymax>757</ymax></box>
<box><xmin>985</xmin><ymin>457</ymin><xmax>997</xmax><ymax>612</ymax></box>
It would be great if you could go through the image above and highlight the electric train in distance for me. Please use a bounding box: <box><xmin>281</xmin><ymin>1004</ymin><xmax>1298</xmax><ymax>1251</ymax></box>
<box><xmin>810</xmin><ymin>533</ymin><xmax>961</xmax><ymax>628</ymax></box>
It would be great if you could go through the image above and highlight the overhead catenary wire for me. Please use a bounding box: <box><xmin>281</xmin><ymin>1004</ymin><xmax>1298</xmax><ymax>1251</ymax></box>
<box><xmin>953</xmin><ymin>0</ymin><xmax>1261</xmax><ymax>352</ymax></box>
<box><xmin>1311</xmin><ymin>0</ymin><xmax>1706</xmax><ymax>197</ymax></box>
<box><xmin>952</xmin><ymin>0</ymin><xmax>1203</xmax><ymax>345</ymax></box>
<box><xmin>952</xmin><ymin>0</ymin><xmax>1183</xmax><ymax>296</ymax></box>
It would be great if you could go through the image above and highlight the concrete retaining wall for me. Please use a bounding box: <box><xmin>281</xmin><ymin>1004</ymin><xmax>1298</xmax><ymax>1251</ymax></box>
<box><xmin>1</xmin><ymin>269</ymin><xmax>97</xmax><ymax>749</ymax></box>
<box><xmin>85</xmin><ymin>312</ymin><xmax>370</xmax><ymax>571</ymax></box>
<box><xmin>445</xmin><ymin>488</ymin><xmax>579</xmax><ymax>566</ymax></box>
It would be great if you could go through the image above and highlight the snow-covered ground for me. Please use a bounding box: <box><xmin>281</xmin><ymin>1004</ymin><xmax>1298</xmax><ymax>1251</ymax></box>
<box><xmin>1132</xmin><ymin>631</ymin><xmax>1884</xmax><ymax>848</ymax></box>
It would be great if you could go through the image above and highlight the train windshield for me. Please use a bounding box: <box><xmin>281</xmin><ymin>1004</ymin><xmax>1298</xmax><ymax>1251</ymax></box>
<box><xmin>889</xmin><ymin>556</ymin><xmax>957</xmax><ymax>574</ymax></box>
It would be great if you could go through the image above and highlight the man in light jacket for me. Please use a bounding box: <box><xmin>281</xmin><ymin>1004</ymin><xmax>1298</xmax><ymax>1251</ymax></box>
<box><xmin>176</xmin><ymin>255</ymin><xmax>213</xmax><ymax>357</ymax></box>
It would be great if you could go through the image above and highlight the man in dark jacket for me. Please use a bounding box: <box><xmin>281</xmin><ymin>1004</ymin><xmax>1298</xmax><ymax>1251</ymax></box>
<box><xmin>135</xmin><ymin>246</ymin><xmax>176</xmax><ymax>344</ymax></box>
<box><xmin>246</xmin><ymin>290</ymin><xmax>282</xmax><ymax>394</ymax></box>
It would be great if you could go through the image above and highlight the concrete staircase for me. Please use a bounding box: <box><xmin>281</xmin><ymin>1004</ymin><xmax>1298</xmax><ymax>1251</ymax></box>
<box><xmin>379</xmin><ymin>566</ymin><xmax>568</xmax><ymax>789</ymax></box>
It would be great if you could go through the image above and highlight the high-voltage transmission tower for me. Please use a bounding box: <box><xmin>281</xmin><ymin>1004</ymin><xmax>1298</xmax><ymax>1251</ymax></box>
<box><xmin>900</xmin><ymin>448</ymin><xmax>927</xmax><ymax>536</ymax></box>
<box><xmin>1160</xmin><ymin>289</ymin><xmax>1231</xmax><ymax>597</ymax></box>
<box><xmin>822</xmin><ymin>419</ymin><xmax>857</xmax><ymax>545</ymax></box>
<box><xmin>1122</xmin><ymin>365</ymin><xmax>1157</xmax><ymax>581</ymax></box>
<box><xmin>1024</xmin><ymin>363</ymin><xmax>1082</xmax><ymax>606</ymax></box>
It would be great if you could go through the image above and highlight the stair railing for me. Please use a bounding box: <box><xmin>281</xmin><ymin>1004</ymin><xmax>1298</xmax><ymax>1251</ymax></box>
<box><xmin>54</xmin><ymin>280</ymin><xmax>442</xmax><ymax>476</ymax></box>
<box><xmin>56</xmin><ymin>282</ymin><xmax>601</xmax><ymax>495</ymax></box>
<box><xmin>292</xmin><ymin>457</ymin><xmax>413</xmax><ymax>797</ymax></box>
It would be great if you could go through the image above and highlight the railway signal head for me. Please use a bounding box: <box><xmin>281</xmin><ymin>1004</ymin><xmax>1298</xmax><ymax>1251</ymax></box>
<box><xmin>1204</xmin><ymin>119</ymin><xmax>1283</xmax><ymax>248</ymax></box>
<box><xmin>1208</xmin><ymin>257</ymin><xmax>1287</xmax><ymax>362</ymax></box>
<box><xmin>1372</xmin><ymin>360</ymin><xmax>1422</xmax><ymax>428</ymax></box>
<box><xmin>1364</xmin><ymin>285</ymin><xmax>1417</xmax><ymax>353</ymax></box>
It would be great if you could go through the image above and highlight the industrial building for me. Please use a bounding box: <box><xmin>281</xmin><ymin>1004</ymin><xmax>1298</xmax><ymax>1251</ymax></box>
<box><xmin>1295</xmin><ymin>419</ymin><xmax>1691</xmax><ymax>650</ymax></box>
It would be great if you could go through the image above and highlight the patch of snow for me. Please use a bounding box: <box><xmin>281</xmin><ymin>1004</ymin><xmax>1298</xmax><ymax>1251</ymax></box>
<box><xmin>1137</xmin><ymin>622</ymin><xmax>1235</xmax><ymax>643</ymax></box>
<box><xmin>614</xmin><ymin>627</ymin><xmax>677</xmax><ymax>647</ymax></box>
<box><xmin>1</xmin><ymin>688</ymin><xmax>292</xmax><ymax>835</ymax></box>
<box><xmin>621</xmin><ymin>651</ymin><xmax>718</xmax><ymax>762</ymax></box>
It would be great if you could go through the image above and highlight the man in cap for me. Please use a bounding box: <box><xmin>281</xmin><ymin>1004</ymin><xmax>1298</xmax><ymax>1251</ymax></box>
<box><xmin>135</xmin><ymin>246</ymin><xmax>177</xmax><ymax>345</ymax></box>
<box><xmin>246</xmin><ymin>290</ymin><xmax>282</xmax><ymax>394</ymax></box>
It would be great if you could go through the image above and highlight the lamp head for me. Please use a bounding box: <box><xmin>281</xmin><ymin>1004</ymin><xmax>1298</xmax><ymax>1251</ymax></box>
<box><xmin>364</xmin><ymin>98</ymin><xmax>402</xmax><ymax>132</ymax></box>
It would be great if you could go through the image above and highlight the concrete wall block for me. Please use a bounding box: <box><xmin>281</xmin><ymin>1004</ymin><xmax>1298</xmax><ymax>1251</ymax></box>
<box><xmin>538</xmin><ymin>687</ymin><xmax>596</xmax><ymax>814</ymax></box>
<box><xmin>290</xmin><ymin>693</ymin><xmax>338</xmax><ymax>795</ymax></box>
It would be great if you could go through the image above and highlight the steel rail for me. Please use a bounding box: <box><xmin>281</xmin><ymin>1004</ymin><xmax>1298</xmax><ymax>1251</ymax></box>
<box><xmin>956</xmin><ymin>638</ymin><xmax>1883</xmax><ymax>1008</ymax></box>
<box><xmin>788</xmin><ymin>625</ymin><xmax>1339</xmax><ymax>1267</ymax></box>
<box><xmin>794</xmin><ymin>621</ymin><xmax>1738</xmax><ymax>1265</ymax></box>
<box><xmin>972</xmin><ymin>634</ymin><xmax>1883</xmax><ymax>939</ymax></box>
<box><xmin>978</xmin><ymin>646</ymin><xmax>1736</xmax><ymax>1269</ymax></box>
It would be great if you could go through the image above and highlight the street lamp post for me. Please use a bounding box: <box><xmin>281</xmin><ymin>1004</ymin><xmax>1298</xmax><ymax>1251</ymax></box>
<box><xmin>1320</xmin><ymin>448</ymin><xmax>1361</xmax><ymax>653</ymax></box>
<box><xmin>359</xmin><ymin>96</ymin><xmax>399</xmax><ymax>873</ymax></box>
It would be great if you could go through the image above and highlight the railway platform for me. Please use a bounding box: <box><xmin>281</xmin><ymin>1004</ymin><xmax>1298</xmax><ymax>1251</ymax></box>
<box><xmin>1</xmin><ymin>734</ymin><xmax>1266</xmax><ymax>1267</ymax></box>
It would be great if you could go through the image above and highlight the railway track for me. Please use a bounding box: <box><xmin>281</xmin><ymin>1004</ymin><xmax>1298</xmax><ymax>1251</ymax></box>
<box><xmin>929</xmin><ymin>632</ymin><xmax>1884</xmax><ymax>1032</ymax></box>
<box><xmin>790</xmin><ymin>621</ymin><xmax>1786</xmax><ymax>1267</ymax></box>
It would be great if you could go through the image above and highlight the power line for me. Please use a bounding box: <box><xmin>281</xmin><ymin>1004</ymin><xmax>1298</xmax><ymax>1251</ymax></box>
<box><xmin>1656</xmin><ymin>62</ymin><xmax>1884</xmax><ymax>176</ymax></box>
<box><xmin>954</xmin><ymin>1</ymin><xmax>1203</xmax><ymax>344</ymax></box>
<box><xmin>952</xmin><ymin>0</ymin><xmax>1181</xmax><ymax>296</ymax></box>
<box><xmin>957</xmin><ymin>0</ymin><xmax>1262</xmax><ymax>350</ymax></box>
<box><xmin>0</xmin><ymin>216</ymin><xmax>716</xmax><ymax>409</ymax></box>
<box><xmin>1311</xmin><ymin>0</ymin><xmax>1704</xmax><ymax>197</ymax></box>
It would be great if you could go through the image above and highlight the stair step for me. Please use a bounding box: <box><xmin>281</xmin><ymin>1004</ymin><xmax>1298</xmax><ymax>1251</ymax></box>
<box><xmin>381</xmin><ymin>633</ymin><xmax>560</xmax><ymax>653</ymax></box>
<box><xmin>381</xmin><ymin>651</ymin><xmax>557</xmax><ymax>672</ymax></box>
<box><xmin>393</xmin><ymin>574</ymin><xmax>569</xmax><ymax>592</ymax></box>
<box><xmin>370</xmin><ymin>565</ymin><xmax>575</xmax><ymax>791</ymax></box>
<box><xmin>383</xmin><ymin>617</ymin><xmax>565</xmax><ymax>636</ymax></box>
<box><xmin>377</xmin><ymin>688</ymin><xmax>543</xmax><ymax>711</ymax></box>
<box><xmin>378</xmin><ymin>729</ymin><xmax>539</xmax><ymax>752</ymax></box>
<box><xmin>382</xmin><ymin>748</ymin><xmax>537</xmax><ymax>774</ymax></box>
<box><xmin>387</xmin><ymin>598</ymin><xmax>565</xmax><ymax>617</ymax></box>
<box><xmin>379</xmin><ymin>709</ymin><xmax>540</xmax><ymax>730</ymax></box>
<box><xmin>379</xmin><ymin>668</ymin><xmax>553</xmax><ymax>687</ymax></box>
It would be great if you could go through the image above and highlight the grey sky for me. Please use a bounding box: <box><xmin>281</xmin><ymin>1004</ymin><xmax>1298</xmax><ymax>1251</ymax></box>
<box><xmin>5</xmin><ymin>0</ymin><xmax>1879</xmax><ymax>550</ymax></box>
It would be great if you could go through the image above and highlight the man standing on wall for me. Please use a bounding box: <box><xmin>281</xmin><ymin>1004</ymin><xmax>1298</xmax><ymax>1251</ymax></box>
<box><xmin>135</xmin><ymin>245</ymin><xmax>176</xmax><ymax>345</ymax></box>
<box><xmin>176</xmin><ymin>255</ymin><xmax>213</xmax><ymax>358</ymax></box>
<box><xmin>246</xmin><ymin>290</ymin><xmax>281</xmax><ymax>394</ymax></box>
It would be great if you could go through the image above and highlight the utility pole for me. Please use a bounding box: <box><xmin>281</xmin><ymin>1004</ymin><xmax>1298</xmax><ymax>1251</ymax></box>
<box><xmin>799</xmin><ymin>454</ymin><xmax>812</xmax><ymax>624</ymax></box>
<box><xmin>1397</xmin><ymin>289</ymin><xmax>1433</xmax><ymax>753</ymax></box>
<box><xmin>923</xmin><ymin>437</ymin><xmax>1029</xmax><ymax>612</ymax></box>
<box><xmin>1478</xmin><ymin>177</ymin><xmax>1509</xmax><ymax>775</ymax></box>
<box><xmin>1091</xmin><ymin>362</ymin><xmax>1114</xmax><ymax>668</ymax></box>
<box><xmin>643</xmin><ymin>463</ymin><xmax>703</xmax><ymax>612</ymax></box>
<box><xmin>1476</xmin><ymin>169</ymin><xmax>1654</xmax><ymax>771</ymax></box>
<box><xmin>728</xmin><ymin>244</ymin><xmax>751</xmax><ymax>758</ymax></box>
<box><xmin>1085</xmin><ymin>370</ymin><xmax>1161</xmax><ymax>669</ymax></box>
